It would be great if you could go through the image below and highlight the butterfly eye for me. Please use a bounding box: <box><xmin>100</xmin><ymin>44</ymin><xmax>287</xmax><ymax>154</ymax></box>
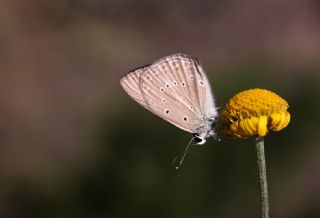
<box><xmin>211</xmin><ymin>121</ymin><xmax>216</xmax><ymax>129</ymax></box>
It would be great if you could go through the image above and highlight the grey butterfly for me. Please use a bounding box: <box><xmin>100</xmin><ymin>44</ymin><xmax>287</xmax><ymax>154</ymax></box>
<box><xmin>120</xmin><ymin>54</ymin><xmax>218</xmax><ymax>168</ymax></box>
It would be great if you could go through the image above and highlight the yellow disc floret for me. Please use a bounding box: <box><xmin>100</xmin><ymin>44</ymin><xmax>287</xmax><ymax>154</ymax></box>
<box><xmin>221</xmin><ymin>89</ymin><xmax>290</xmax><ymax>138</ymax></box>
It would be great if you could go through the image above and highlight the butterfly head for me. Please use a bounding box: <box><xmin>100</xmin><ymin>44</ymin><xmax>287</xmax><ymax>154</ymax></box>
<box><xmin>193</xmin><ymin>116</ymin><xmax>217</xmax><ymax>145</ymax></box>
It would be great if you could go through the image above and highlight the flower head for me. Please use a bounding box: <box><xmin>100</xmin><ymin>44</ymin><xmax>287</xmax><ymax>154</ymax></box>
<box><xmin>220</xmin><ymin>88</ymin><xmax>290</xmax><ymax>138</ymax></box>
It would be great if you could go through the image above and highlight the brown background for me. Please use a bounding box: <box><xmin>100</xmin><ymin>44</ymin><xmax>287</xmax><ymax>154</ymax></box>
<box><xmin>1</xmin><ymin>0</ymin><xmax>320</xmax><ymax>217</ymax></box>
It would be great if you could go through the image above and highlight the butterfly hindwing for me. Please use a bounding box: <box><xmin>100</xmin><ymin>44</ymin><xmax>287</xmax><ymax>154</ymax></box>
<box><xmin>120</xmin><ymin>68</ymin><xmax>148</xmax><ymax>109</ymax></box>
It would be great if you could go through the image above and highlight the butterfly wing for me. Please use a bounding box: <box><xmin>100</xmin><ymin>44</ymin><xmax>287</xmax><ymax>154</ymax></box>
<box><xmin>191</xmin><ymin>57</ymin><xmax>217</xmax><ymax>120</ymax></box>
<box><xmin>120</xmin><ymin>54</ymin><xmax>216</xmax><ymax>134</ymax></box>
<box><xmin>120</xmin><ymin>67</ymin><xmax>148</xmax><ymax>109</ymax></box>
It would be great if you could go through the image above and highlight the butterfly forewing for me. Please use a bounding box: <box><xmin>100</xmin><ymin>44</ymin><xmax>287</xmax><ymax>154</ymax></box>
<box><xmin>139</xmin><ymin>69</ymin><xmax>201</xmax><ymax>133</ymax></box>
<box><xmin>165</xmin><ymin>56</ymin><xmax>202</xmax><ymax>115</ymax></box>
<box><xmin>192</xmin><ymin>59</ymin><xmax>217</xmax><ymax>119</ymax></box>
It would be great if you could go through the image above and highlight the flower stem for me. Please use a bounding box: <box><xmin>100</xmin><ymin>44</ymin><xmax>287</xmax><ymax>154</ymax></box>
<box><xmin>255</xmin><ymin>136</ymin><xmax>269</xmax><ymax>218</ymax></box>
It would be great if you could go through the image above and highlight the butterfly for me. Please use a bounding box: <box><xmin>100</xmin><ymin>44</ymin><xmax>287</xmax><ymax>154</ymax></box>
<box><xmin>120</xmin><ymin>54</ymin><xmax>218</xmax><ymax>168</ymax></box>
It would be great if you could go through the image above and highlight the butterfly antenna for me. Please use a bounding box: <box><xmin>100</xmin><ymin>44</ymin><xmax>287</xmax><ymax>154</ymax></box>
<box><xmin>174</xmin><ymin>137</ymin><xmax>195</xmax><ymax>170</ymax></box>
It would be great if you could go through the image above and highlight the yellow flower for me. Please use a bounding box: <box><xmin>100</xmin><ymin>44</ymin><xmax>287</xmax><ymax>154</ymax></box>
<box><xmin>220</xmin><ymin>88</ymin><xmax>290</xmax><ymax>138</ymax></box>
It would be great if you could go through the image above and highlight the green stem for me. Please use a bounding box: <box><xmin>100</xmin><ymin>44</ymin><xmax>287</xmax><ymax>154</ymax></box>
<box><xmin>255</xmin><ymin>137</ymin><xmax>269</xmax><ymax>218</ymax></box>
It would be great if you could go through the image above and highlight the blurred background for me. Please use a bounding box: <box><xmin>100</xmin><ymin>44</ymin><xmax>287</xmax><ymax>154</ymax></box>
<box><xmin>1</xmin><ymin>0</ymin><xmax>320</xmax><ymax>217</ymax></box>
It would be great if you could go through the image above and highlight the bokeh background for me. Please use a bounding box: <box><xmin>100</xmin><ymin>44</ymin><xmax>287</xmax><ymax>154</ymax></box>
<box><xmin>1</xmin><ymin>0</ymin><xmax>320</xmax><ymax>217</ymax></box>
